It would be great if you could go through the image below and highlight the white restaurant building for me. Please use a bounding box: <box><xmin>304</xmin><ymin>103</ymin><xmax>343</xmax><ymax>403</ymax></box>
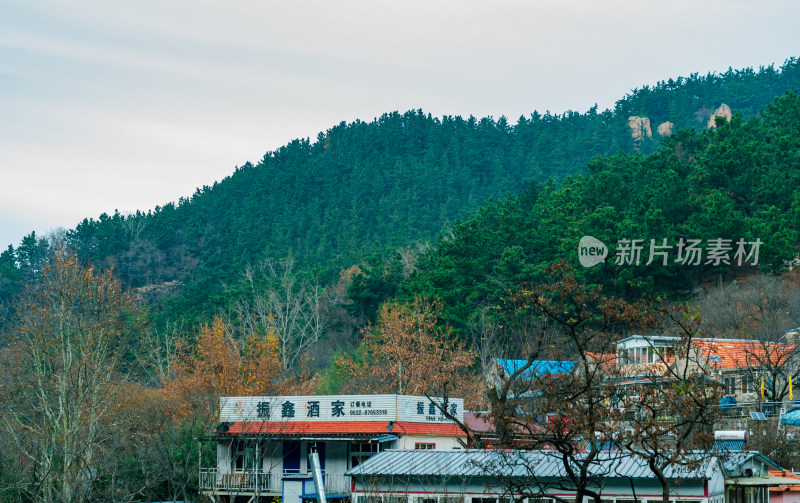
<box><xmin>199</xmin><ymin>394</ymin><xmax>466</xmax><ymax>503</ymax></box>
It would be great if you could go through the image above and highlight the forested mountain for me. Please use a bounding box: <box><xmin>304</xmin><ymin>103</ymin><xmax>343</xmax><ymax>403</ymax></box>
<box><xmin>1</xmin><ymin>59</ymin><xmax>799</xmax><ymax>326</ymax></box>
<box><xmin>394</xmin><ymin>92</ymin><xmax>800</xmax><ymax>330</ymax></box>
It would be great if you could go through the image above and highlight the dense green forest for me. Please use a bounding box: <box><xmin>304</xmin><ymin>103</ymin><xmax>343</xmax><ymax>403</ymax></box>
<box><xmin>1</xmin><ymin>59</ymin><xmax>799</xmax><ymax>329</ymax></box>
<box><xmin>393</xmin><ymin>92</ymin><xmax>800</xmax><ymax>329</ymax></box>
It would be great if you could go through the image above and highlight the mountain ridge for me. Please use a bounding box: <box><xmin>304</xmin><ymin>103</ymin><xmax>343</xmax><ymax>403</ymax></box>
<box><xmin>1</xmin><ymin>58</ymin><xmax>798</xmax><ymax>327</ymax></box>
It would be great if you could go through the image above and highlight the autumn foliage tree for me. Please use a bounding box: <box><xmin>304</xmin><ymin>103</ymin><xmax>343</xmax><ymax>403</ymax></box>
<box><xmin>334</xmin><ymin>299</ymin><xmax>483</xmax><ymax>408</ymax></box>
<box><xmin>162</xmin><ymin>316</ymin><xmax>287</xmax><ymax>420</ymax></box>
<box><xmin>150</xmin><ymin>317</ymin><xmax>290</xmax><ymax>501</ymax></box>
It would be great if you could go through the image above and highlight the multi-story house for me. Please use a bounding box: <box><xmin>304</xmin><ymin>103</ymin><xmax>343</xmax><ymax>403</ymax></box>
<box><xmin>615</xmin><ymin>335</ymin><xmax>797</xmax><ymax>405</ymax></box>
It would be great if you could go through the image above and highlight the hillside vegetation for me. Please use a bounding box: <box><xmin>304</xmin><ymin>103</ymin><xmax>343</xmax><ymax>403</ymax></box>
<box><xmin>395</xmin><ymin>92</ymin><xmax>800</xmax><ymax>329</ymax></box>
<box><xmin>1</xmin><ymin>59</ymin><xmax>799</xmax><ymax>328</ymax></box>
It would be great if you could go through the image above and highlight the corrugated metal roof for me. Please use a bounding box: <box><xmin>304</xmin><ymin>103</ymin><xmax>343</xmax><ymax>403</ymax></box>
<box><xmin>346</xmin><ymin>450</ymin><xmax>717</xmax><ymax>480</ymax></box>
<box><xmin>720</xmin><ymin>451</ymin><xmax>783</xmax><ymax>474</ymax></box>
<box><xmin>726</xmin><ymin>475</ymin><xmax>800</xmax><ymax>486</ymax></box>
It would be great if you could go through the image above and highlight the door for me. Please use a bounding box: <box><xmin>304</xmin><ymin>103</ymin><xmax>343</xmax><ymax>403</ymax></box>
<box><xmin>283</xmin><ymin>440</ymin><xmax>301</xmax><ymax>473</ymax></box>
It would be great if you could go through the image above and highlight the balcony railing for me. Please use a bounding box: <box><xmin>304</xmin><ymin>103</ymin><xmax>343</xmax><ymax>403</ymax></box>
<box><xmin>718</xmin><ymin>399</ymin><xmax>798</xmax><ymax>418</ymax></box>
<box><xmin>199</xmin><ymin>468</ymin><xmax>271</xmax><ymax>493</ymax></box>
<box><xmin>199</xmin><ymin>468</ymin><xmax>350</xmax><ymax>495</ymax></box>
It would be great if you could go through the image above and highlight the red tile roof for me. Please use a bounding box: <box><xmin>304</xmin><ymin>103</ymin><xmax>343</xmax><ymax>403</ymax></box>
<box><xmin>223</xmin><ymin>421</ymin><xmax>467</xmax><ymax>436</ymax></box>
<box><xmin>463</xmin><ymin>412</ymin><xmax>494</xmax><ymax>434</ymax></box>
<box><xmin>769</xmin><ymin>470</ymin><xmax>800</xmax><ymax>491</ymax></box>
<box><xmin>692</xmin><ymin>338</ymin><xmax>795</xmax><ymax>369</ymax></box>
<box><xmin>462</xmin><ymin>412</ymin><xmax>545</xmax><ymax>437</ymax></box>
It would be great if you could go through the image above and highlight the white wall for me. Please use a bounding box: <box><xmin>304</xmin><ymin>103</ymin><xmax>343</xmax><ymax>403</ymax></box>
<box><xmin>261</xmin><ymin>441</ymin><xmax>283</xmax><ymax>472</ymax></box>
<box><xmin>395</xmin><ymin>435</ymin><xmax>465</xmax><ymax>450</ymax></box>
<box><xmin>217</xmin><ymin>440</ymin><xmax>231</xmax><ymax>473</ymax></box>
<box><xmin>327</xmin><ymin>442</ymin><xmax>349</xmax><ymax>476</ymax></box>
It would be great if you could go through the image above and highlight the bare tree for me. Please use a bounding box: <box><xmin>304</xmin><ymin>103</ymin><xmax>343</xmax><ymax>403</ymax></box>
<box><xmin>235</xmin><ymin>257</ymin><xmax>327</xmax><ymax>372</ymax></box>
<box><xmin>450</xmin><ymin>262</ymin><xmax>645</xmax><ymax>503</ymax></box>
<box><xmin>441</xmin><ymin>263</ymin><xmax>722</xmax><ymax>503</ymax></box>
<box><xmin>697</xmin><ymin>274</ymin><xmax>800</xmax><ymax>402</ymax></box>
<box><xmin>467</xmin><ymin>307</ymin><xmax>505</xmax><ymax>381</ymax></box>
<box><xmin>736</xmin><ymin>276</ymin><xmax>800</xmax><ymax>403</ymax></box>
<box><xmin>696</xmin><ymin>280</ymin><xmax>751</xmax><ymax>336</ymax></box>
<box><xmin>0</xmin><ymin>254</ymin><xmax>142</xmax><ymax>503</ymax></box>
<box><xmin>121</xmin><ymin>212</ymin><xmax>148</xmax><ymax>242</ymax></box>
<box><xmin>618</xmin><ymin>306</ymin><xmax>724</xmax><ymax>503</ymax></box>
<box><xmin>698</xmin><ymin>274</ymin><xmax>800</xmax><ymax>340</ymax></box>
<box><xmin>139</xmin><ymin>320</ymin><xmax>184</xmax><ymax>385</ymax></box>
<box><xmin>396</xmin><ymin>242</ymin><xmax>431</xmax><ymax>279</ymax></box>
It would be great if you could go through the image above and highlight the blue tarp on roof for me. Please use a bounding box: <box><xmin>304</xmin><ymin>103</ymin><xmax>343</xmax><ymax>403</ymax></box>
<box><xmin>497</xmin><ymin>359</ymin><xmax>575</xmax><ymax>378</ymax></box>
<box><xmin>781</xmin><ymin>408</ymin><xmax>800</xmax><ymax>426</ymax></box>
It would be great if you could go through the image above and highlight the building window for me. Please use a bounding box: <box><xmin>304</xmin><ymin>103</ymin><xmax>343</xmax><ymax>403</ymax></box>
<box><xmin>415</xmin><ymin>498</ymin><xmax>438</xmax><ymax>503</ymax></box>
<box><xmin>473</xmin><ymin>498</ymin><xmax>497</xmax><ymax>503</ymax></box>
<box><xmin>231</xmin><ymin>441</ymin><xmax>257</xmax><ymax>471</ymax></box>
<box><xmin>742</xmin><ymin>375</ymin><xmax>754</xmax><ymax>394</ymax></box>
<box><xmin>415</xmin><ymin>443</ymin><xmax>435</xmax><ymax>450</ymax></box>
<box><xmin>351</xmin><ymin>442</ymin><xmax>380</xmax><ymax>468</ymax></box>
<box><xmin>724</xmin><ymin>376</ymin><xmax>736</xmax><ymax>395</ymax></box>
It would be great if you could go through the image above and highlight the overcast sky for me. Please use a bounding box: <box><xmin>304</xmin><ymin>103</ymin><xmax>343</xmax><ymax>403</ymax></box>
<box><xmin>1</xmin><ymin>1</ymin><xmax>798</xmax><ymax>249</ymax></box>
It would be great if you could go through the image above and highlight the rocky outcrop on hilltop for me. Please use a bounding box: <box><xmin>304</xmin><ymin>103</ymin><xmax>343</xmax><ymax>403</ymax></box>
<box><xmin>707</xmin><ymin>103</ymin><xmax>732</xmax><ymax>128</ymax></box>
<box><xmin>628</xmin><ymin>116</ymin><xmax>652</xmax><ymax>142</ymax></box>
